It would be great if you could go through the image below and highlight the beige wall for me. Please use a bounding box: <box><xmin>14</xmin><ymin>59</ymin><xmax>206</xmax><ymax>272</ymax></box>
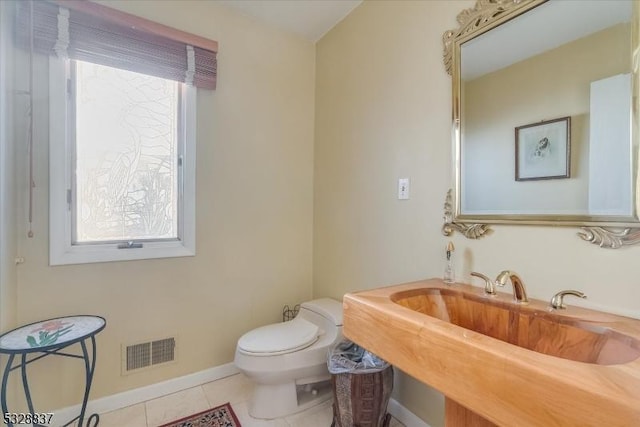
<box><xmin>463</xmin><ymin>24</ymin><xmax>630</xmax><ymax>214</ymax></box>
<box><xmin>10</xmin><ymin>0</ymin><xmax>315</xmax><ymax>410</ymax></box>
<box><xmin>1</xmin><ymin>0</ymin><xmax>18</xmax><ymax>407</ymax></box>
<box><xmin>0</xmin><ymin>1</ymin><xmax>17</xmax><ymax>333</ymax></box>
<box><xmin>314</xmin><ymin>1</ymin><xmax>471</xmax><ymax>425</ymax></box>
<box><xmin>314</xmin><ymin>1</ymin><xmax>640</xmax><ymax>426</ymax></box>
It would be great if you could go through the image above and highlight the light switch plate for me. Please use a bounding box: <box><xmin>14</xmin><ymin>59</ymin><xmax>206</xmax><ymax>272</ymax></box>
<box><xmin>398</xmin><ymin>178</ymin><xmax>410</xmax><ymax>200</ymax></box>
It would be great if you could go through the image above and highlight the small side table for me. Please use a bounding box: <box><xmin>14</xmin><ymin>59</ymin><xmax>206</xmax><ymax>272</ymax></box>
<box><xmin>0</xmin><ymin>315</ymin><xmax>106</xmax><ymax>427</ymax></box>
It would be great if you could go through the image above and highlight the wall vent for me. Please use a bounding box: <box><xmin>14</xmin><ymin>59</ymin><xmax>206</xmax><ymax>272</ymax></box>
<box><xmin>122</xmin><ymin>337</ymin><xmax>176</xmax><ymax>374</ymax></box>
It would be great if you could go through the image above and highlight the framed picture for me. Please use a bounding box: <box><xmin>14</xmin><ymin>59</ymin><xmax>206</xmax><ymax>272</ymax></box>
<box><xmin>515</xmin><ymin>116</ymin><xmax>571</xmax><ymax>181</ymax></box>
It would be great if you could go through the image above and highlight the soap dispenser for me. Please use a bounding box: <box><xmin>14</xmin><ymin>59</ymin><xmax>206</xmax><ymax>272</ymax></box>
<box><xmin>444</xmin><ymin>241</ymin><xmax>455</xmax><ymax>284</ymax></box>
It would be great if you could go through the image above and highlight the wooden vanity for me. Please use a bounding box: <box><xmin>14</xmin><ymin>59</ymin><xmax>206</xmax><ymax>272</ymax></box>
<box><xmin>342</xmin><ymin>279</ymin><xmax>640</xmax><ymax>426</ymax></box>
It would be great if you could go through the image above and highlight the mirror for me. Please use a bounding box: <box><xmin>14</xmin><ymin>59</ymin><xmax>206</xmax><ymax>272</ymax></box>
<box><xmin>443</xmin><ymin>0</ymin><xmax>640</xmax><ymax>248</ymax></box>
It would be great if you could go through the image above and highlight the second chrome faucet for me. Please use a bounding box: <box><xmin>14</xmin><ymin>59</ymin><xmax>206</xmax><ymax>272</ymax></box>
<box><xmin>471</xmin><ymin>270</ymin><xmax>529</xmax><ymax>304</ymax></box>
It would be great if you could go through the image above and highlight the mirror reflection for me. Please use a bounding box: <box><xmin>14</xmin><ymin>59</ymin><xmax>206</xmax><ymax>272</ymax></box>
<box><xmin>459</xmin><ymin>0</ymin><xmax>635</xmax><ymax>218</ymax></box>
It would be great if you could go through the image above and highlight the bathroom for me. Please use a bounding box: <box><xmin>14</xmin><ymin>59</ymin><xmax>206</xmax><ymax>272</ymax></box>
<box><xmin>0</xmin><ymin>1</ymin><xmax>638</xmax><ymax>426</ymax></box>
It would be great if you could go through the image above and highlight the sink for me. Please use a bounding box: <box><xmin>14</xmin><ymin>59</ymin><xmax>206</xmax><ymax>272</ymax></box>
<box><xmin>343</xmin><ymin>278</ymin><xmax>640</xmax><ymax>427</ymax></box>
<box><xmin>391</xmin><ymin>287</ymin><xmax>640</xmax><ymax>365</ymax></box>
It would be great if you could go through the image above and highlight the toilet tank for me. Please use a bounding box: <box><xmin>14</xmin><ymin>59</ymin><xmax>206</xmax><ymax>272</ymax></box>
<box><xmin>298</xmin><ymin>298</ymin><xmax>343</xmax><ymax>326</ymax></box>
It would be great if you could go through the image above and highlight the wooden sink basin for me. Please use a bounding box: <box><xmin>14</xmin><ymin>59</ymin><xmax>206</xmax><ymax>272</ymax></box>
<box><xmin>391</xmin><ymin>287</ymin><xmax>640</xmax><ymax>365</ymax></box>
<box><xmin>343</xmin><ymin>278</ymin><xmax>640</xmax><ymax>427</ymax></box>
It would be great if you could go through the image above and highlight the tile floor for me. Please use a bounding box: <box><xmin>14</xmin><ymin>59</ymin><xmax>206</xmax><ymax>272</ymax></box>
<box><xmin>97</xmin><ymin>373</ymin><xmax>405</xmax><ymax>427</ymax></box>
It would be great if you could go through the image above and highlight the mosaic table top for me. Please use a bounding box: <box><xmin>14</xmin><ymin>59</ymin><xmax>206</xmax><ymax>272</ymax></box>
<box><xmin>0</xmin><ymin>316</ymin><xmax>105</xmax><ymax>353</ymax></box>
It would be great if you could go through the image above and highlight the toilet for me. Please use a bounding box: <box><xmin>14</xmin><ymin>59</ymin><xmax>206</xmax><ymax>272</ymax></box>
<box><xmin>234</xmin><ymin>298</ymin><xmax>343</xmax><ymax>419</ymax></box>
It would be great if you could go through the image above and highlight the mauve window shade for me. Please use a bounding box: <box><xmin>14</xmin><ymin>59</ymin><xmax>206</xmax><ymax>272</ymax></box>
<box><xmin>16</xmin><ymin>1</ymin><xmax>217</xmax><ymax>89</ymax></box>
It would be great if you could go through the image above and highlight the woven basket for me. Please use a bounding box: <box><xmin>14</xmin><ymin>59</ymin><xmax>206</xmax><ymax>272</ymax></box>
<box><xmin>331</xmin><ymin>366</ymin><xmax>394</xmax><ymax>427</ymax></box>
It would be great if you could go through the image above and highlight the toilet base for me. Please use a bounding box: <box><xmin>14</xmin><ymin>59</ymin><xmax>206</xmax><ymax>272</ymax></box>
<box><xmin>249</xmin><ymin>379</ymin><xmax>333</xmax><ymax>419</ymax></box>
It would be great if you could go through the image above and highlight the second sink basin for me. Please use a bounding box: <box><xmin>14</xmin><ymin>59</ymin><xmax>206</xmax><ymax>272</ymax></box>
<box><xmin>391</xmin><ymin>287</ymin><xmax>640</xmax><ymax>365</ymax></box>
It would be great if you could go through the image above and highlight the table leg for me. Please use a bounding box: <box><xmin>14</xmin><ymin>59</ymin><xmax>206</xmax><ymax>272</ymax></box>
<box><xmin>1</xmin><ymin>354</ymin><xmax>15</xmax><ymax>427</ymax></box>
<box><xmin>20</xmin><ymin>353</ymin><xmax>36</xmax><ymax>415</ymax></box>
<box><xmin>77</xmin><ymin>336</ymin><xmax>100</xmax><ymax>427</ymax></box>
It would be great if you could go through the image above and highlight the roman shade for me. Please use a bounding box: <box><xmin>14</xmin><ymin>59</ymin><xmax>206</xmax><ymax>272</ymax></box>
<box><xmin>16</xmin><ymin>0</ymin><xmax>218</xmax><ymax>89</ymax></box>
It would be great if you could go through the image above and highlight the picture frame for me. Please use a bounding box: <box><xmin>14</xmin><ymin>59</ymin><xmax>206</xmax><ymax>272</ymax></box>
<box><xmin>515</xmin><ymin>116</ymin><xmax>571</xmax><ymax>181</ymax></box>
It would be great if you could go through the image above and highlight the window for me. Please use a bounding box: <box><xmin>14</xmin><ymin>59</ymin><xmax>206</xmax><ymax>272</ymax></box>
<box><xmin>74</xmin><ymin>61</ymin><xmax>180</xmax><ymax>243</ymax></box>
<box><xmin>16</xmin><ymin>0</ymin><xmax>218</xmax><ymax>265</ymax></box>
<box><xmin>49</xmin><ymin>58</ymin><xmax>196</xmax><ymax>265</ymax></box>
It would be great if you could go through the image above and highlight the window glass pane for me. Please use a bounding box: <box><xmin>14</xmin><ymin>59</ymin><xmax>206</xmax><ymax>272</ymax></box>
<box><xmin>74</xmin><ymin>61</ymin><xmax>180</xmax><ymax>243</ymax></box>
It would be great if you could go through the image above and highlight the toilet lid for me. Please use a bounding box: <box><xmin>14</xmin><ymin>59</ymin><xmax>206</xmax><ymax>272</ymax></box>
<box><xmin>238</xmin><ymin>318</ymin><xmax>319</xmax><ymax>356</ymax></box>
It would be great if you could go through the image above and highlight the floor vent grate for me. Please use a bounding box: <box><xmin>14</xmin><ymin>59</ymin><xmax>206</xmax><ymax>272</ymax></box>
<box><xmin>123</xmin><ymin>337</ymin><xmax>176</xmax><ymax>374</ymax></box>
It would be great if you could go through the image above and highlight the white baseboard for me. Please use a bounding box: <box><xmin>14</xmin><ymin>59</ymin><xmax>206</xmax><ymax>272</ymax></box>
<box><xmin>388</xmin><ymin>398</ymin><xmax>432</xmax><ymax>427</ymax></box>
<box><xmin>52</xmin><ymin>363</ymin><xmax>240</xmax><ymax>426</ymax></box>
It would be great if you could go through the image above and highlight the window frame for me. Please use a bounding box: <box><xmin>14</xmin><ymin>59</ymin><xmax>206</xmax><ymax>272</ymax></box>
<box><xmin>49</xmin><ymin>57</ymin><xmax>196</xmax><ymax>266</ymax></box>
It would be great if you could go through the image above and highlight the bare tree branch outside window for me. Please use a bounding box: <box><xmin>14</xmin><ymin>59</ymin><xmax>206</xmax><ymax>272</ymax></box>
<box><xmin>74</xmin><ymin>61</ymin><xmax>179</xmax><ymax>242</ymax></box>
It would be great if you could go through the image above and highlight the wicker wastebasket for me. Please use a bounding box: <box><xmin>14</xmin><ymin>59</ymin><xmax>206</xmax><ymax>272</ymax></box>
<box><xmin>331</xmin><ymin>365</ymin><xmax>394</xmax><ymax>427</ymax></box>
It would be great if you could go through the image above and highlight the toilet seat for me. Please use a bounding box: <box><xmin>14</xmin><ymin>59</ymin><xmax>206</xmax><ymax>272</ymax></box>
<box><xmin>237</xmin><ymin>318</ymin><xmax>320</xmax><ymax>356</ymax></box>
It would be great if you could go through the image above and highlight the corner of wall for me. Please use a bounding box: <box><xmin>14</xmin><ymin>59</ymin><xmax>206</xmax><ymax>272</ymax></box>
<box><xmin>0</xmin><ymin>0</ymin><xmax>18</xmax><ymax>333</ymax></box>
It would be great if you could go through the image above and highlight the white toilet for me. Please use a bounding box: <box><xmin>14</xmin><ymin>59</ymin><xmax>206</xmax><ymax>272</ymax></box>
<box><xmin>234</xmin><ymin>298</ymin><xmax>343</xmax><ymax>419</ymax></box>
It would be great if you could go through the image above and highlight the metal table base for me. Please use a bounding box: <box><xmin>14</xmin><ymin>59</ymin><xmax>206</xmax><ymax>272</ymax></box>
<box><xmin>0</xmin><ymin>316</ymin><xmax>105</xmax><ymax>427</ymax></box>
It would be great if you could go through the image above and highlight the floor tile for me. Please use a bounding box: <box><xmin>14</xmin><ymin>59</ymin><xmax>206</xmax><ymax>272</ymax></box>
<box><xmin>97</xmin><ymin>403</ymin><xmax>147</xmax><ymax>427</ymax></box>
<box><xmin>145</xmin><ymin>386</ymin><xmax>210</xmax><ymax>427</ymax></box>
<box><xmin>284</xmin><ymin>398</ymin><xmax>333</xmax><ymax>427</ymax></box>
<box><xmin>389</xmin><ymin>417</ymin><xmax>406</xmax><ymax>427</ymax></box>
<box><xmin>202</xmin><ymin>373</ymin><xmax>254</xmax><ymax>407</ymax></box>
<box><xmin>231</xmin><ymin>401</ymin><xmax>290</xmax><ymax>427</ymax></box>
<box><xmin>98</xmin><ymin>376</ymin><xmax>406</xmax><ymax>427</ymax></box>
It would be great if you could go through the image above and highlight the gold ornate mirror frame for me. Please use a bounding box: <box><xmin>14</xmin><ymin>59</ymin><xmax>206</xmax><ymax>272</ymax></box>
<box><xmin>442</xmin><ymin>0</ymin><xmax>640</xmax><ymax>249</ymax></box>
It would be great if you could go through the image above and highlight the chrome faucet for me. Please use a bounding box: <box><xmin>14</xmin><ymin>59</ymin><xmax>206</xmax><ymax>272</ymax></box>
<box><xmin>495</xmin><ymin>270</ymin><xmax>528</xmax><ymax>304</ymax></box>
<box><xmin>550</xmin><ymin>290</ymin><xmax>586</xmax><ymax>309</ymax></box>
<box><xmin>470</xmin><ymin>272</ymin><xmax>497</xmax><ymax>295</ymax></box>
